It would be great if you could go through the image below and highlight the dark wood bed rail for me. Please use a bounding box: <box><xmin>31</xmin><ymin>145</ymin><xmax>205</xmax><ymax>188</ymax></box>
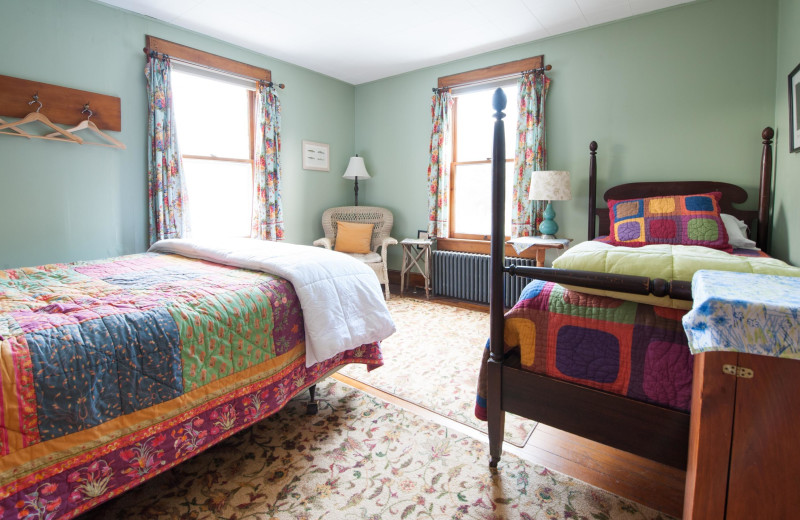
<box><xmin>506</xmin><ymin>264</ymin><xmax>692</xmax><ymax>301</ymax></box>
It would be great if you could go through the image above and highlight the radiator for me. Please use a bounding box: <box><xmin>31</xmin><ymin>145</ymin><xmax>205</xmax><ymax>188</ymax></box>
<box><xmin>432</xmin><ymin>251</ymin><xmax>535</xmax><ymax>307</ymax></box>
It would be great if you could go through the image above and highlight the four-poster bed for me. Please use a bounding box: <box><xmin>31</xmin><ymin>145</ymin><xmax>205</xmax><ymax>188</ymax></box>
<box><xmin>484</xmin><ymin>86</ymin><xmax>777</xmax><ymax>472</ymax></box>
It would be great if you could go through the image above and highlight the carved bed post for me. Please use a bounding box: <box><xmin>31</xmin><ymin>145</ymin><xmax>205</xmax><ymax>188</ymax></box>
<box><xmin>488</xmin><ymin>88</ymin><xmax>507</xmax><ymax>468</ymax></box>
<box><xmin>588</xmin><ymin>141</ymin><xmax>598</xmax><ymax>240</ymax></box>
<box><xmin>757</xmin><ymin>127</ymin><xmax>774</xmax><ymax>253</ymax></box>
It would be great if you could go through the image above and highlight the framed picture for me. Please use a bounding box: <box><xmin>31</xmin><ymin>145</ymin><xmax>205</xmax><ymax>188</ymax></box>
<box><xmin>302</xmin><ymin>140</ymin><xmax>330</xmax><ymax>171</ymax></box>
<box><xmin>789</xmin><ymin>62</ymin><xmax>800</xmax><ymax>153</ymax></box>
<box><xmin>417</xmin><ymin>230</ymin><xmax>429</xmax><ymax>249</ymax></box>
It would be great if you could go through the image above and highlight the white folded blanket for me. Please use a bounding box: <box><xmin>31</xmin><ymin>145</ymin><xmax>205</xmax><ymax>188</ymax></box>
<box><xmin>149</xmin><ymin>238</ymin><xmax>395</xmax><ymax>367</ymax></box>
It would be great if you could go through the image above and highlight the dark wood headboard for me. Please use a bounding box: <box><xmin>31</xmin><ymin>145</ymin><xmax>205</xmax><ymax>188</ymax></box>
<box><xmin>587</xmin><ymin>127</ymin><xmax>774</xmax><ymax>253</ymax></box>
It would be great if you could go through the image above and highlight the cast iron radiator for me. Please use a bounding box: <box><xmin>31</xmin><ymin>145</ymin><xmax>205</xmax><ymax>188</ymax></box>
<box><xmin>431</xmin><ymin>251</ymin><xmax>535</xmax><ymax>307</ymax></box>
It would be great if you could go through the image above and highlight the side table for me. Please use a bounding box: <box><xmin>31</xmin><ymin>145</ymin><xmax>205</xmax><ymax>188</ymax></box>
<box><xmin>400</xmin><ymin>238</ymin><xmax>433</xmax><ymax>297</ymax></box>
<box><xmin>506</xmin><ymin>236</ymin><xmax>571</xmax><ymax>266</ymax></box>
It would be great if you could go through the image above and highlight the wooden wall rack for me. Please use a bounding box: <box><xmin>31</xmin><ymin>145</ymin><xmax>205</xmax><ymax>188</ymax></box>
<box><xmin>0</xmin><ymin>74</ymin><xmax>121</xmax><ymax>132</ymax></box>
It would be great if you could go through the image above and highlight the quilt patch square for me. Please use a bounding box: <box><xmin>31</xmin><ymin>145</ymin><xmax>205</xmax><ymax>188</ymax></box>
<box><xmin>27</xmin><ymin>309</ymin><xmax>183</xmax><ymax>440</ymax></box>
<box><xmin>614</xmin><ymin>219</ymin><xmax>645</xmax><ymax>242</ymax></box>
<box><xmin>546</xmin><ymin>314</ymin><xmax>633</xmax><ymax>395</ymax></box>
<box><xmin>646</xmin><ymin>197</ymin><xmax>676</xmax><ymax>214</ymax></box>
<box><xmin>613</xmin><ymin>200</ymin><xmax>643</xmax><ymax>221</ymax></box>
<box><xmin>686</xmin><ymin>217</ymin><xmax>720</xmax><ymax>242</ymax></box>
<box><xmin>684</xmin><ymin>195</ymin><xmax>715</xmax><ymax>212</ymax></box>
<box><xmin>646</xmin><ymin>217</ymin><xmax>679</xmax><ymax>239</ymax></box>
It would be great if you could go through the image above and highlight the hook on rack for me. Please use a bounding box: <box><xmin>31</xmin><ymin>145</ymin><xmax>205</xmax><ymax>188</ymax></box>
<box><xmin>82</xmin><ymin>103</ymin><xmax>93</xmax><ymax>120</ymax></box>
<box><xmin>28</xmin><ymin>93</ymin><xmax>43</xmax><ymax>113</ymax></box>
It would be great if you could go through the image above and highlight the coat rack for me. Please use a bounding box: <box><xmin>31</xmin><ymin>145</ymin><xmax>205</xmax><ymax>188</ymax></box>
<box><xmin>0</xmin><ymin>74</ymin><xmax>123</xmax><ymax>148</ymax></box>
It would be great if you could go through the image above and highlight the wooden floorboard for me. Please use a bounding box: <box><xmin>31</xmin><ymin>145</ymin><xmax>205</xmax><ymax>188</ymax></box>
<box><xmin>348</xmin><ymin>288</ymin><xmax>686</xmax><ymax>518</ymax></box>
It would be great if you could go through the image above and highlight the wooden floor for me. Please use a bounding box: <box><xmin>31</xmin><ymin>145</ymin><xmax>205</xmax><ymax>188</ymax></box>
<box><xmin>338</xmin><ymin>287</ymin><xmax>686</xmax><ymax>518</ymax></box>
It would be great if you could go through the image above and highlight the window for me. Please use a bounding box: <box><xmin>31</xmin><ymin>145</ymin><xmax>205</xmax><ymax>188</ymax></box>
<box><xmin>450</xmin><ymin>84</ymin><xmax>518</xmax><ymax>239</ymax></box>
<box><xmin>172</xmin><ymin>68</ymin><xmax>255</xmax><ymax>238</ymax></box>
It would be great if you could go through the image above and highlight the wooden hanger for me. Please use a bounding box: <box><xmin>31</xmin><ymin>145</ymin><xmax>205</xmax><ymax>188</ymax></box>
<box><xmin>0</xmin><ymin>117</ymin><xmax>32</xmax><ymax>138</ymax></box>
<box><xmin>45</xmin><ymin>104</ymin><xmax>126</xmax><ymax>149</ymax></box>
<box><xmin>0</xmin><ymin>94</ymin><xmax>83</xmax><ymax>144</ymax></box>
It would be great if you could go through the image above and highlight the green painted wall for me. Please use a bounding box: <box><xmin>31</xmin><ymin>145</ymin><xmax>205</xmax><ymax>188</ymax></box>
<box><xmin>1</xmin><ymin>0</ymin><xmax>789</xmax><ymax>271</ymax></box>
<box><xmin>0</xmin><ymin>0</ymin><xmax>355</xmax><ymax>269</ymax></box>
<box><xmin>355</xmin><ymin>0</ymin><xmax>780</xmax><ymax>268</ymax></box>
<box><xmin>772</xmin><ymin>0</ymin><xmax>800</xmax><ymax>264</ymax></box>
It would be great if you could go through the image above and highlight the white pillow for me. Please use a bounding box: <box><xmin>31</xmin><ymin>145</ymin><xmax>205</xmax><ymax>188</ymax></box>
<box><xmin>721</xmin><ymin>213</ymin><xmax>759</xmax><ymax>250</ymax></box>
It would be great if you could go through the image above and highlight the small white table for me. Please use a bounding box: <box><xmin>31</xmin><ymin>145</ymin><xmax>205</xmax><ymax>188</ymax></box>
<box><xmin>400</xmin><ymin>238</ymin><xmax>433</xmax><ymax>298</ymax></box>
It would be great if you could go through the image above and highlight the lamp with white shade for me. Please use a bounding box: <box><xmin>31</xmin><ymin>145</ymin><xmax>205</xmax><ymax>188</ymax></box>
<box><xmin>529</xmin><ymin>170</ymin><xmax>571</xmax><ymax>239</ymax></box>
<box><xmin>342</xmin><ymin>155</ymin><xmax>371</xmax><ymax>206</ymax></box>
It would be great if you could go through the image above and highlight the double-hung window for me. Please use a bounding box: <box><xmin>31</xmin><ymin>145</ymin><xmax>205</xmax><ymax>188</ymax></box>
<box><xmin>172</xmin><ymin>66</ymin><xmax>255</xmax><ymax>238</ymax></box>
<box><xmin>450</xmin><ymin>84</ymin><xmax>518</xmax><ymax>240</ymax></box>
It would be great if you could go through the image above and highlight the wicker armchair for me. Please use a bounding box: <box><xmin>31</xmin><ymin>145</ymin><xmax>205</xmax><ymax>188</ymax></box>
<box><xmin>313</xmin><ymin>206</ymin><xmax>397</xmax><ymax>299</ymax></box>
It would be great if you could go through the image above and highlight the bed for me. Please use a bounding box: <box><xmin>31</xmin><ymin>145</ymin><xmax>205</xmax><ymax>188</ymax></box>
<box><xmin>0</xmin><ymin>238</ymin><xmax>393</xmax><ymax>519</ymax></box>
<box><xmin>478</xmin><ymin>89</ymin><xmax>784</xmax><ymax>471</ymax></box>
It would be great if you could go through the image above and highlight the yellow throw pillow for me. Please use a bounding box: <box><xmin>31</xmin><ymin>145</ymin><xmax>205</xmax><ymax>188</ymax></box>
<box><xmin>334</xmin><ymin>221</ymin><xmax>374</xmax><ymax>254</ymax></box>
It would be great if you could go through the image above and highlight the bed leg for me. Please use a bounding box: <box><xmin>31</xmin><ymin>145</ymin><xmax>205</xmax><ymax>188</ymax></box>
<box><xmin>306</xmin><ymin>384</ymin><xmax>319</xmax><ymax>415</ymax></box>
<box><xmin>487</xmin><ymin>361</ymin><xmax>505</xmax><ymax>468</ymax></box>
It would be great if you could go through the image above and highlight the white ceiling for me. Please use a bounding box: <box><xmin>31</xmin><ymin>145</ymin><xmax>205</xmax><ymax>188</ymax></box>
<box><xmin>97</xmin><ymin>0</ymin><xmax>694</xmax><ymax>85</ymax></box>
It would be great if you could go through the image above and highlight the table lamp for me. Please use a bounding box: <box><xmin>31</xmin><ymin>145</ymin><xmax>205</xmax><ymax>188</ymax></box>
<box><xmin>529</xmin><ymin>170</ymin><xmax>571</xmax><ymax>239</ymax></box>
<box><xmin>342</xmin><ymin>155</ymin><xmax>371</xmax><ymax>206</ymax></box>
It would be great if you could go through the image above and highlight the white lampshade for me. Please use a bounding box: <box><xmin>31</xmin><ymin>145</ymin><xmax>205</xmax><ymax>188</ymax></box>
<box><xmin>529</xmin><ymin>170</ymin><xmax>571</xmax><ymax>201</ymax></box>
<box><xmin>342</xmin><ymin>156</ymin><xmax>371</xmax><ymax>180</ymax></box>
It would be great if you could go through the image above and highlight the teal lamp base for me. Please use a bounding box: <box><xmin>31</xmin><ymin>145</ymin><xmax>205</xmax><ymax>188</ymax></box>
<box><xmin>538</xmin><ymin>201</ymin><xmax>558</xmax><ymax>239</ymax></box>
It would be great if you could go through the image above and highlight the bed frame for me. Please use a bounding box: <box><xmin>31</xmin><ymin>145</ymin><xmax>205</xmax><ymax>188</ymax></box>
<box><xmin>486</xmin><ymin>87</ymin><xmax>774</xmax><ymax>469</ymax></box>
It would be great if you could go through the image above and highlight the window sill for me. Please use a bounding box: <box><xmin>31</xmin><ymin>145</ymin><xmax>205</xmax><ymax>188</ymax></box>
<box><xmin>436</xmin><ymin>237</ymin><xmax>540</xmax><ymax>259</ymax></box>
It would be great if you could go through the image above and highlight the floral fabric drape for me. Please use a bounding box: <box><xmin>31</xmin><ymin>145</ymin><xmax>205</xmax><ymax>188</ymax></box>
<box><xmin>426</xmin><ymin>90</ymin><xmax>453</xmax><ymax>238</ymax></box>
<box><xmin>146</xmin><ymin>53</ymin><xmax>188</xmax><ymax>245</ymax></box>
<box><xmin>511</xmin><ymin>72</ymin><xmax>550</xmax><ymax>238</ymax></box>
<box><xmin>251</xmin><ymin>83</ymin><xmax>284</xmax><ymax>241</ymax></box>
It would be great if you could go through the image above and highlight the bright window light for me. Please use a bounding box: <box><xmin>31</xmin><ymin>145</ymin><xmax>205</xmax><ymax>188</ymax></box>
<box><xmin>453</xmin><ymin>84</ymin><xmax>517</xmax><ymax>237</ymax></box>
<box><xmin>172</xmin><ymin>70</ymin><xmax>254</xmax><ymax>238</ymax></box>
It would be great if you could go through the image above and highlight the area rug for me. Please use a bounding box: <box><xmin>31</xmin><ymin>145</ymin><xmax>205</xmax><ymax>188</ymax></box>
<box><xmin>85</xmin><ymin>380</ymin><xmax>673</xmax><ymax>520</ymax></box>
<box><xmin>338</xmin><ymin>296</ymin><xmax>535</xmax><ymax>446</ymax></box>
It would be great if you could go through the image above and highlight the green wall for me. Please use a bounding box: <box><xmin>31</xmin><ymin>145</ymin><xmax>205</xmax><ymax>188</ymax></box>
<box><xmin>772</xmin><ymin>0</ymin><xmax>800</xmax><ymax>264</ymax></box>
<box><xmin>0</xmin><ymin>0</ymin><xmax>356</xmax><ymax>269</ymax></box>
<box><xmin>1</xmin><ymin>0</ymin><xmax>791</xmax><ymax>270</ymax></box>
<box><xmin>355</xmin><ymin>0</ymin><xmax>781</xmax><ymax>268</ymax></box>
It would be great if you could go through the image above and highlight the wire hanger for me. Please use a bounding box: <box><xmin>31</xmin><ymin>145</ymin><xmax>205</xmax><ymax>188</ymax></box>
<box><xmin>46</xmin><ymin>104</ymin><xmax>126</xmax><ymax>149</ymax></box>
<box><xmin>0</xmin><ymin>94</ymin><xmax>83</xmax><ymax>143</ymax></box>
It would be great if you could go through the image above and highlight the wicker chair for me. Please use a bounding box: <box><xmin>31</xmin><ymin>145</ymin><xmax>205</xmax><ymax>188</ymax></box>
<box><xmin>313</xmin><ymin>206</ymin><xmax>397</xmax><ymax>299</ymax></box>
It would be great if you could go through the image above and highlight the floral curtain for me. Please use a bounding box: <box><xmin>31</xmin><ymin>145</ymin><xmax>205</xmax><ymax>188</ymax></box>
<box><xmin>145</xmin><ymin>52</ymin><xmax>188</xmax><ymax>245</ymax></box>
<box><xmin>511</xmin><ymin>72</ymin><xmax>550</xmax><ymax>238</ymax></box>
<box><xmin>426</xmin><ymin>90</ymin><xmax>453</xmax><ymax>237</ymax></box>
<box><xmin>251</xmin><ymin>83</ymin><xmax>284</xmax><ymax>241</ymax></box>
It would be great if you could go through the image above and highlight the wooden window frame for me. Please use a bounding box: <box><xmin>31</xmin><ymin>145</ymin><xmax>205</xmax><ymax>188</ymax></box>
<box><xmin>438</xmin><ymin>55</ymin><xmax>543</xmax><ymax>255</ymax></box>
<box><xmin>151</xmin><ymin>35</ymin><xmax>265</xmax><ymax>236</ymax></box>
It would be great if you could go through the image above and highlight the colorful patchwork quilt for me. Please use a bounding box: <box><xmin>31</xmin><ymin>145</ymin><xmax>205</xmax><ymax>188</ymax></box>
<box><xmin>0</xmin><ymin>253</ymin><xmax>383</xmax><ymax>519</ymax></box>
<box><xmin>475</xmin><ymin>280</ymin><xmax>693</xmax><ymax>421</ymax></box>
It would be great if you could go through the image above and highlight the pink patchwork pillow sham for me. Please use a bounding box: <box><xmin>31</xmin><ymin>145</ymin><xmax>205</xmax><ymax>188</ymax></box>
<box><xmin>606</xmin><ymin>191</ymin><xmax>732</xmax><ymax>252</ymax></box>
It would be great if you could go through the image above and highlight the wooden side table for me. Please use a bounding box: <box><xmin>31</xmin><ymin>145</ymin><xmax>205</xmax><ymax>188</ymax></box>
<box><xmin>400</xmin><ymin>238</ymin><xmax>433</xmax><ymax>297</ymax></box>
<box><xmin>506</xmin><ymin>236</ymin><xmax>571</xmax><ymax>266</ymax></box>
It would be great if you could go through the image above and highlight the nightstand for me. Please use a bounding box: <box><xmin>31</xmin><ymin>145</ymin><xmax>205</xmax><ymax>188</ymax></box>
<box><xmin>506</xmin><ymin>236</ymin><xmax>571</xmax><ymax>266</ymax></box>
<box><xmin>400</xmin><ymin>238</ymin><xmax>433</xmax><ymax>297</ymax></box>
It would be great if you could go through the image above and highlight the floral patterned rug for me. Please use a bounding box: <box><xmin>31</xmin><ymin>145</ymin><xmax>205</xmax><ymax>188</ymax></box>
<box><xmin>338</xmin><ymin>296</ymin><xmax>536</xmax><ymax>446</ymax></box>
<box><xmin>86</xmin><ymin>380</ymin><xmax>673</xmax><ymax>520</ymax></box>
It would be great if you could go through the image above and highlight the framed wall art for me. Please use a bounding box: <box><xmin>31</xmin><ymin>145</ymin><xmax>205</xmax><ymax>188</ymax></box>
<box><xmin>302</xmin><ymin>140</ymin><xmax>330</xmax><ymax>171</ymax></box>
<box><xmin>789</xmin><ymin>62</ymin><xmax>800</xmax><ymax>153</ymax></box>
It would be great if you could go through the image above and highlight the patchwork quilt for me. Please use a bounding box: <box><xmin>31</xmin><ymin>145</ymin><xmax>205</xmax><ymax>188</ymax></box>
<box><xmin>475</xmin><ymin>280</ymin><xmax>693</xmax><ymax>421</ymax></box>
<box><xmin>0</xmin><ymin>253</ymin><xmax>383</xmax><ymax>519</ymax></box>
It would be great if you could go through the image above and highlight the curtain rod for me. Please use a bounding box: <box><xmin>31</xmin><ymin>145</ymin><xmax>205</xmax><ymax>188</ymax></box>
<box><xmin>432</xmin><ymin>64</ymin><xmax>551</xmax><ymax>93</ymax></box>
<box><xmin>143</xmin><ymin>48</ymin><xmax>285</xmax><ymax>89</ymax></box>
